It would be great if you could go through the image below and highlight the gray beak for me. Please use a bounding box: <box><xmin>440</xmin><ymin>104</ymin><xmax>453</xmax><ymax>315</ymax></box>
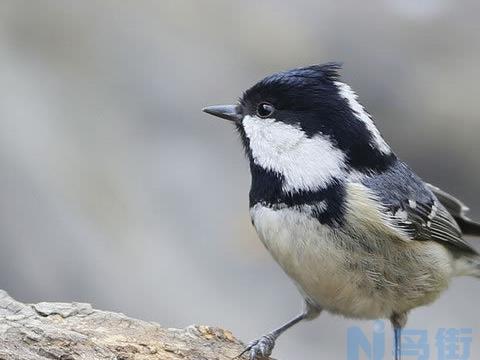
<box><xmin>202</xmin><ymin>104</ymin><xmax>242</xmax><ymax>122</ymax></box>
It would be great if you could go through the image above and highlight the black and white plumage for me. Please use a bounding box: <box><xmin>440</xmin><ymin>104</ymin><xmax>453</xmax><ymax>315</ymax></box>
<box><xmin>203</xmin><ymin>63</ymin><xmax>480</xmax><ymax>360</ymax></box>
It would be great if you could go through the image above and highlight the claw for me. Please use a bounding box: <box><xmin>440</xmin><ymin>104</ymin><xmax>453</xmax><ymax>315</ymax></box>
<box><xmin>236</xmin><ymin>334</ymin><xmax>276</xmax><ymax>359</ymax></box>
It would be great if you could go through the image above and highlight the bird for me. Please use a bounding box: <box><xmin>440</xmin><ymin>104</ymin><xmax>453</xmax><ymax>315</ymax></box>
<box><xmin>202</xmin><ymin>63</ymin><xmax>480</xmax><ymax>360</ymax></box>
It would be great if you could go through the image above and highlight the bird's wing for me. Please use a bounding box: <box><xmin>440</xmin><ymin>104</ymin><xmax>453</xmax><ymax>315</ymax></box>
<box><xmin>426</xmin><ymin>183</ymin><xmax>480</xmax><ymax>237</ymax></box>
<box><xmin>360</xmin><ymin>161</ymin><xmax>478</xmax><ymax>254</ymax></box>
<box><xmin>385</xmin><ymin>195</ymin><xmax>476</xmax><ymax>252</ymax></box>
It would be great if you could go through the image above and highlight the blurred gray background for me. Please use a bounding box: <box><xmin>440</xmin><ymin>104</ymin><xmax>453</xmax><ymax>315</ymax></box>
<box><xmin>0</xmin><ymin>1</ymin><xmax>479</xmax><ymax>358</ymax></box>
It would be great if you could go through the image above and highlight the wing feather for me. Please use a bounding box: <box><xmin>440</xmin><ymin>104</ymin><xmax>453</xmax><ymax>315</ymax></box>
<box><xmin>427</xmin><ymin>183</ymin><xmax>480</xmax><ymax>237</ymax></box>
<box><xmin>360</xmin><ymin>161</ymin><xmax>478</xmax><ymax>254</ymax></box>
<box><xmin>388</xmin><ymin>192</ymin><xmax>476</xmax><ymax>254</ymax></box>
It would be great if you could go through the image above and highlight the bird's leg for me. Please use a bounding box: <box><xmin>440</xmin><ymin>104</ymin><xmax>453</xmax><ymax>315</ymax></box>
<box><xmin>239</xmin><ymin>302</ymin><xmax>322</xmax><ymax>360</ymax></box>
<box><xmin>393</xmin><ymin>326</ymin><xmax>401</xmax><ymax>360</ymax></box>
<box><xmin>390</xmin><ymin>313</ymin><xmax>408</xmax><ymax>360</ymax></box>
<box><xmin>240</xmin><ymin>314</ymin><xmax>303</xmax><ymax>359</ymax></box>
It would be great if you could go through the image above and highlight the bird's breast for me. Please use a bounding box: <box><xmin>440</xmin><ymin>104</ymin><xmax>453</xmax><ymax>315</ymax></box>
<box><xmin>250</xmin><ymin>202</ymin><xmax>452</xmax><ymax>319</ymax></box>
<box><xmin>250</xmin><ymin>202</ymin><xmax>363</xmax><ymax>314</ymax></box>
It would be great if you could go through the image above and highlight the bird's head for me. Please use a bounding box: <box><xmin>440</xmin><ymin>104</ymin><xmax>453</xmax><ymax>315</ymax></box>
<box><xmin>203</xmin><ymin>63</ymin><xmax>396</xmax><ymax>194</ymax></box>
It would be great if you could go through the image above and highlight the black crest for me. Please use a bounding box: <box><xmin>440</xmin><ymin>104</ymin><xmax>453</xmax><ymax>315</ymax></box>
<box><xmin>241</xmin><ymin>62</ymin><xmax>343</xmax><ymax>113</ymax></box>
<box><xmin>238</xmin><ymin>62</ymin><xmax>396</xmax><ymax>174</ymax></box>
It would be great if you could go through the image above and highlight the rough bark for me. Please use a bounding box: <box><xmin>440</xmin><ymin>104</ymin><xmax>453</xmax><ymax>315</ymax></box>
<box><xmin>0</xmin><ymin>290</ymin><xmax>265</xmax><ymax>360</ymax></box>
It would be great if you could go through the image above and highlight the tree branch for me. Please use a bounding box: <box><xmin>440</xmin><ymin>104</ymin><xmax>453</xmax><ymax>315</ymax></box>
<box><xmin>0</xmin><ymin>290</ymin><xmax>266</xmax><ymax>360</ymax></box>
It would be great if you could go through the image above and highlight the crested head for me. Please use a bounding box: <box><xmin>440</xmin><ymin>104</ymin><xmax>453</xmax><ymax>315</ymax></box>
<box><xmin>203</xmin><ymin>63</ymin><xmax>397</xmax><ymax>219</ymax></box>
<box><xmin>240</xmin><ymin>63</ymin><xmax>342</xmax><ymax>113</ymax></box>
<box><xmin>236</xmin><ymin>64</ymin><xmax>396</xmax><ymax>190</ymax></box>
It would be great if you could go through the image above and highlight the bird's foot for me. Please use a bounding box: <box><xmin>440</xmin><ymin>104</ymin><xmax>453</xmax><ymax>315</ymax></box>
<box><xmin>238</xmin><ymin>333</ymin><xmax>277</xmax><ymax>359</ymax></box>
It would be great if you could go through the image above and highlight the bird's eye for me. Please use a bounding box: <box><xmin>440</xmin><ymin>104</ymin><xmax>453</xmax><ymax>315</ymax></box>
<box><xmin>256</xmin><ymin>102</ymin><xmax>275</xmax><ymax>118</ymax></box>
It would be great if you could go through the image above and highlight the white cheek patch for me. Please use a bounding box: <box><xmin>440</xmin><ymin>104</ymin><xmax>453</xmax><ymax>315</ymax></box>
<box><xmin>335</xmin><ymin>81</ymin><xmax>391</xmax><ymax>155</ymax></box>
<box><xmin>242</xmin><ymin>115</ymin><xmax>346</xmax><ymax>192</ymax></box>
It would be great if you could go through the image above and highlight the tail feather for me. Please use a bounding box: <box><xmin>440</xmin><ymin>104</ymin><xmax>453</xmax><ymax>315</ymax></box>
<box><xmin>453</xmin><ymin>256</ymin><xmax>480</xmax><ymax>278</ymax></box>
<box><xmin>426</xmin><ymin>183</ymin><xmax>480</xmax><ymax>238</ymax></box>
<box><xmin>455</xmin><ymin>217</ymin><xmax>480</xmax><ymax>237</ymax></box>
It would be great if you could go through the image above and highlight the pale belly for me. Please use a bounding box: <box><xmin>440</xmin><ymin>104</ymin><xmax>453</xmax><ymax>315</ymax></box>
<box><xmin>250</xmin><ymin>204</ymin><xmax>454</xmax><ymax>319</ymax></box>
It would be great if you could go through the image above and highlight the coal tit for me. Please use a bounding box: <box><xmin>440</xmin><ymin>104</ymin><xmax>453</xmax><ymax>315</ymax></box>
<box><xmin>203</xmin><ymin>63</ymin><xmax>480</xmax><ymax>360</ymax></box>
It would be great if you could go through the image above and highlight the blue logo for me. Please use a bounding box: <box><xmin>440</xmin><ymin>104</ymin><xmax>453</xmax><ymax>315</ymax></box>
<box><xmin>347</xmin><ymin>321</ymin><xmax>475</xmax><ymax>359</ymax></box>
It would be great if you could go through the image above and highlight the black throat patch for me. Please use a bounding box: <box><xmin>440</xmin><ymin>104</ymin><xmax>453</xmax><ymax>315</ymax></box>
<box><xmin>248</xmin><ymin>161</ymin><xmax>347</xmax><ymax>227</ymax></box>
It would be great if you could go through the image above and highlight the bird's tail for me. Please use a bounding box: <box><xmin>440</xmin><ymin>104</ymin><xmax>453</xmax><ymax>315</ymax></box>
<box><xmin>426</xmin><ymin>184</ymin><xmax>480</xmax><ymax>237</ymax></box>
<box><xmin>453</xmin><ymin>256</ymin><xmax>480</xmax><ymax>279</ymax></box>
<box><xmin>456</xmin><ymin>217</ymin><xmax>480</xmax><ymax>237</ymax></box>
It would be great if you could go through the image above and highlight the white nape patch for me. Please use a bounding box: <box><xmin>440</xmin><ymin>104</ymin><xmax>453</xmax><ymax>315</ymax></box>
<box><xmin>408</xmin><ymin>199</ymin><xmax>417</xmax><ymax>209</ymax></box>
<box><xmin>334</xmin><ymin>81</ymin><xmax>391</xmax><ymax>154</ymax></box>
<box><xmin>242</xmin><ymin>115</ymin><xmax>346</xmax><ymax>192</ymax></box>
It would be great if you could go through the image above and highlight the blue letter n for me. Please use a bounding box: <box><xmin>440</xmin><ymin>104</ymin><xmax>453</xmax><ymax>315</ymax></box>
<box><xmin>347</xmin><ymin>321</ymin><xmax>385</xmax><ymax>360</ymax></box>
